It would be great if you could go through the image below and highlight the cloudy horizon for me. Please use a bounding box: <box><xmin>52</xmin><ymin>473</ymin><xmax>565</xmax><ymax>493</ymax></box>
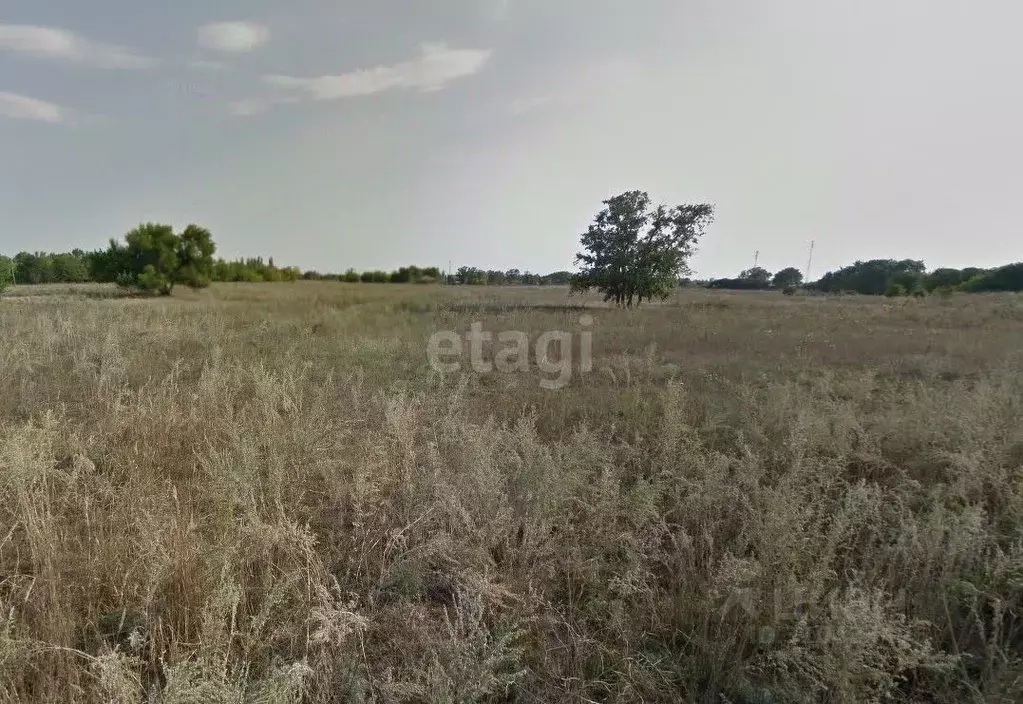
<box><xmin>2</xmin><ymin>1</ymin><xmax>1021</xmax><ymax>278</ymax></box>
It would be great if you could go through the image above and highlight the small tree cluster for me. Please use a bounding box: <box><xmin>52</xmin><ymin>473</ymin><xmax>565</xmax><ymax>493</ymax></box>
<box><xmin>0</xmin><ymin>251</ymin><xmax>92</xmax><ymax>285</ymax></box>
<box><xmin>450</xmin><ymin>268</ymin><xmax>571</xmax><ymax>286</ymax></box>
<box><xmin>6</xmin><ymin>244</ymin><xmax>298</xmax><ymax>288</ymax></box>
<box><xmin>957</xmin><ymin>263</ymin><xmax>1023</xmax><ymax>293</ymax></box>
<box><xmin>297</xmin><ymin>266</ymin><xmax>572</xmax><ymax>286</ymax></box>
<box><xmin>808</xmin><ymin>260</ymin><xmax>1023</xmax><ymax>296</ymax></box>
<box><xmin>102</xmin><ymin>223</ymin><xmax>217</xmax><ymax>295</ymax></box>
<box><xmin>571</xmin><ymin>191</ymin><xmax>714</xmax><ymax>307</ymax></box>
<box><xmin>707</xmin><ymin>266</ymin><xmax>804</xmax><ymax>291</ymax></box>
<box><xmin>213</xmin><ymin>257</ymin><xmax>301</xmax><ymax>282</ymax></box>
<box><xmin>812</xmin><ymin>259</ymin><xmax>926</xmax><ymax>296</ymax></box>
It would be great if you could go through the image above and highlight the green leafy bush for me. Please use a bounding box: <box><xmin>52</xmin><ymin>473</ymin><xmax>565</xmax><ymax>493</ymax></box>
<box><xmin>0</xmin><ymin>255</ymin><xmax>14</xmax><ymax>294</ymax></box>
<box><xmin>112</xmin><ymin>223</ymin><xmax>217</xmax><ymax>295</ymax></box>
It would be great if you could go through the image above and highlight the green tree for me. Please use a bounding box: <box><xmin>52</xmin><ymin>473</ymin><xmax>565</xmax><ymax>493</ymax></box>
<box><xmin>815</xmin><ymin>259</ymin><xmax>925</xmax><ymax>295</ymax></box>
<box><xmin>739</xmin><ymin>266</ymin><xmax>773</xmax><ymax>288</ymax></box>
<box><xmin>772</xmin><ymin>267</ymin><xmax>804</xmax><ymax>289</ymax></box>
<box><xmin>455</xmin><ymin>266</ymin><xmax>488</xmax><ymax>285</ymax></box>
<box><xmin>572</xmin><ymin>191</ymin><xmax>713</xmax><ymax>307</ymax></box>
<box><xmin>959</xmin><ymin>263</ymin><xmax>1023</xmax><ymax>292</ymax></box>
<box><xmin>175</xmin><ymin>225</ymin><xmax>216</xmax><ymax>289</ymax></box>
<box><xmin>924</xmin><ymin>268</ymin><xmax>964</xmax><ymax>292</ymax></box>
<box><xmin>13</xmin><ymin>252</ymin><xmax>44</xmax><ymax>284</ymax></box>
<box><xmin>50</xmin><ymin>253</ymin><xmax>90</xmax><ymax>282</ymax></box>
<box><xmin>114</xmin><ymin>223</ymin><xmax>217</xmax><ymax>295</ymax></box>
<box><xmin>0</xmin><ymin>255</ymin><xmax>14</xmax><ymax>294</ymax></box>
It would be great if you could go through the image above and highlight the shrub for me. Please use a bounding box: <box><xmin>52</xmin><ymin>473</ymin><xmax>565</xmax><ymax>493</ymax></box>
<box><xmin>112</xmin><ymin>223</ymin><xmax>217</xmax><ymax>296</ymax></box>
<box><xmin>884</xmin><ymin>282</ymin><xmax>906</xmax><ymax>297</ymax></box>
<box><xmin>773</xmin><ymin>267</ymin><xmax>804</xmax><ymax>289</ymax></box>
<box><xmin>0</xmin><ymin>255</ymin><xmax>13</xmax><ymax>294</ymax></box>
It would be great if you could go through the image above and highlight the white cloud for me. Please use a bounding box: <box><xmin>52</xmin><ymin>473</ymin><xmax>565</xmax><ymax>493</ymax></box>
<box><xmin>198</xmin><ymin>22</ymin><xmax>269</xmax><ymax>53</ymax></box>
<box><xmin>0</xmin><ymin>91</ymin><xmax>66</xmax><ymax>123</ymax></box>
<box><xmin>264</xmin><ymin>43</ymin><xmax>491</xmax><ymax>101</ymax></box>
<box><xmin>0</xmin><ymin>24</ymin><xmax>154</xmax><ymax>69</ymax></box>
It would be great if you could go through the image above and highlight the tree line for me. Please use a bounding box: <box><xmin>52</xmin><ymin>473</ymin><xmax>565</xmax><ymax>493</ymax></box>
<box><xmin>302</xmin><ymin>266</ymin><xmax>573</xmax><ymax>286</ymax></box>
<box><xmin>2</xmin><ymin>211</ymin><xmax>1020</xmax><ymax>298</ymax></box>
<box><xmin>0</xmin><ymin>251</ymin><xmax>575</xmax><ymax>291</ymax></box>
<box><xmin>703</xmin><ymin>259</ymin><xmax>1023</xmax><ymax>296</ymax></box>
<box><xmin>0</xmin><ymin>224</ymin><xmax>575</xmax><ymax>294</ymax></box>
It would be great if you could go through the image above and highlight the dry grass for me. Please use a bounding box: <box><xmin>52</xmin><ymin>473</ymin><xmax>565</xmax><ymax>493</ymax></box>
<box><xmin>1</xmin><ymin>282</ymin><xmax>1021</xmax><ymax>702</ymax></box>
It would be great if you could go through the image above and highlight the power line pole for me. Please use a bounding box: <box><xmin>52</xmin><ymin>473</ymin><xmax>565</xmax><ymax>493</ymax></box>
<box><xmin>753</xmin><ymin>250</ymin><xmax>760</xmax><ymax>269</ymax></box>
<box><xmin>805</xmin><ymin>240</ymin><xmax>815</xmax><ymax>283</ymax></box>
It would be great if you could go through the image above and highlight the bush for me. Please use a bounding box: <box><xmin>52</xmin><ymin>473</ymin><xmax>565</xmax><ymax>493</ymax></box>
<box><xmin>884</xmin><ymin>282</ymin><xmax>907</xmax><ymax>297</ymax></box>
<box><xmin>0</xmin><ymin>256</ymin><xmax>13</xmax><ymax>294</ymax></box>
<box><xmin>114</xmin><ymin>223</ymin><xmax>216</xmax><ymax>295</ymax></box>
<box><xmin>957</xmin><ymin>263</ymin><xmax>1023</xmax><ymax>292</ymax></box>
<box><xmin>773</xmin><ymin>267</ymin><xmax>804</xmax><ymax>289</ymax></box>
<box><xmin>782</xmin><ymin>285</ymin><xmax>798</xmax><ymax>296</ymax></box>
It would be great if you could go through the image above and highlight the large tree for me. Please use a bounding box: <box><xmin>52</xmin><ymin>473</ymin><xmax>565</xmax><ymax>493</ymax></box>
<box><xmin>772</xmin><ymin>267</ymin><xmax>804</xmax><ymax>289</ymax></box>
<box><xmin>572</xmin><ymin>191</ymin><xmax>714</xmax><ymax>307</ymax></box>
<box><xmin>111</xmin><ymin>223</ymin><xmax>217</xmax><ymax>295</ymax></box>
<box><xmin>739</xmin><ymin>266</ymin><xmax>773</xmax><ymax>288</ymax></box>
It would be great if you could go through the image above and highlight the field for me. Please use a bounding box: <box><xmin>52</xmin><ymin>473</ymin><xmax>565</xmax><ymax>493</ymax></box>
<box><xmin>1</xmin><ymin>282</ymin><xmax>1022</xmax><ymax>702</ymax></box>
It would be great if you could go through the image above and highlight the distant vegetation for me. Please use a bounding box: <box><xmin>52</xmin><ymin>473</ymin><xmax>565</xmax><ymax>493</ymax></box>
<box><xmin>0</xmin><ymin>230</ymin><xmax>571</xmax><ymax>291</ymax></box>
<box><xmin>708</xmin><ymin>259</ymin><xmax>1023</xmax><ymax>295</ymax></box>
<box><xmin>2</xmin><ymin>216</ymin><xmax>1021</xmax><ymax>297</ymax></box>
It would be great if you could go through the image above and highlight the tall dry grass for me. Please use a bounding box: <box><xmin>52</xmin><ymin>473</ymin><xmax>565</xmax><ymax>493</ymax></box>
<box><xmin>1</xmin><ymin>283</ymin><xmax>1021</xmax><ymax>702</ymax></box>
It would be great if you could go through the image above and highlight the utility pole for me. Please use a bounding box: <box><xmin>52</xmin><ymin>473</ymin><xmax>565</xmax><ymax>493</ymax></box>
<box><xmin>805</xmin><ymin>240</ymin><xmax>815</xmax><ymax>283</ymax></box>
<box><xmin>753</xmin><ymin>250</ymin><xmax>760</xmax><ymax>269</ymax></box>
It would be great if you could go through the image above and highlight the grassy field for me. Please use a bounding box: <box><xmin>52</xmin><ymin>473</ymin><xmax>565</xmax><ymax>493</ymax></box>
<box><xmin>1</xmin><ymin>282</ymin><xmax>1021</xmax><ymax>702</ymax></box>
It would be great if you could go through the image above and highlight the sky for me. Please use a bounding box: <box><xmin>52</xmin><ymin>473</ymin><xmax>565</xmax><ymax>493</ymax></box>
<box><xmin>1</xmin><ymin>0</ymin><xmax>1021</xmax><ymax>278</ymax></box>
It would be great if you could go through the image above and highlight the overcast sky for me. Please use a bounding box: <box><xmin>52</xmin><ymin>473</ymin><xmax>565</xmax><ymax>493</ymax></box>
<box><xmin>2</xmin><ymin>1</ymin><xmax>1021</xmax><ymax>277</ymax></box>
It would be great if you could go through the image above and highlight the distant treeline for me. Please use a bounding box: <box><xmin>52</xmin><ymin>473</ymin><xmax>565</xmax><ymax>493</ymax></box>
<box><xmin>0</xmin><ymin>250</ymin><xmax>572</xmax><ymax>287</ymax></box>
<box><xmin>702</xmin><ymin>260</ymin><xmax>1023</xmax><ymax>296</ymax></box>
<box><xmin>3</xmin><ymin>248</ymin><xmax>1021</xmax><ymax>296</ymax></box>
<box><xmin>302</xmin><ymin>265</ymin><xmax>573</xmax><ymax>286</ymax></box>
<box><xmin>812</xmin><ymin>260</ymin><xmax>1023</xmax><ymax>295</ymax></box>
<box><xmin>0</xmin><ymin>250</ymin><xmax>305</xmax><ymax>285</ymax></box>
